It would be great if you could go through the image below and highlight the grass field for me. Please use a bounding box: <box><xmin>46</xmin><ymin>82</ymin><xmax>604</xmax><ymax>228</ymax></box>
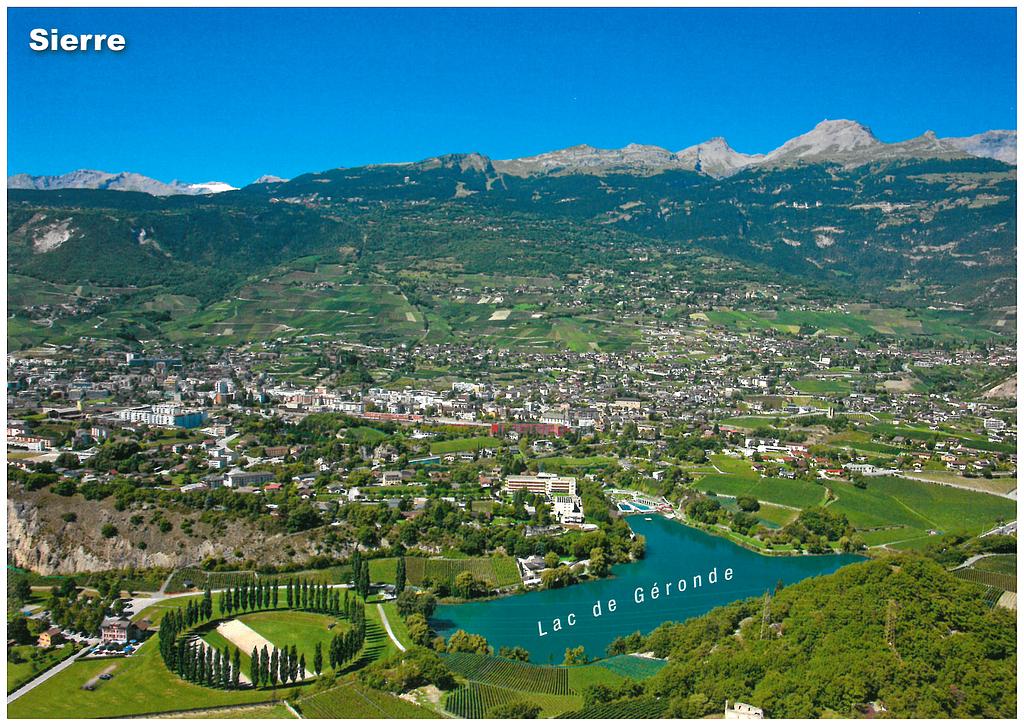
<box><xmin>6</xmin><ymin>644</ymin><xmax>81</xmax><ymax>694</ymax></box>
<box><xmin>429</xmin><ymin>436</ymin><xmax>501</xmax><ymax>455</ymax></box>
<box><xmin>901</xmin><ymin>471</ymin><xmax>1017</xmax><ymax>495</ymax></box>
<box><xmin>6</xmin><ymin>639</ymin><xmax>304</xmax><ymax>719</ymax></box>
<box><xmin>238</xmin><ymin>611</ymin><xmax>345</xmax><ymax>671</ymax></box>
<box><xmin>297</xmin><ymin>679</ymin><xmax>441</xmax><ymax>718</ymax></box>
<box><xmin>163</xmin><ymin>704</ymin><xmax>296</xmax><ymax>719</ymax></box>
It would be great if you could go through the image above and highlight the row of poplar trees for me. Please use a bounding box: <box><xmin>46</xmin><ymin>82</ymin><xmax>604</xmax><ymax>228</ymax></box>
<box><xmin>248</xmin><ymin>643</ymin><xmax>304</xmax><ymax>689</ymax></box>
<box><xmin>216</xmin><ymin>578</ymin><xmax>355</xmax><ymax>616</ymax></box>
<box><xmin>158</xmin><ymin>597</ymin><xmax>243</xmax><ymax>690</ymax></box>
<box><xmin>159</xmin><ymin>581</ymin><xmax>369</xmax><ymax>689</ymax></box>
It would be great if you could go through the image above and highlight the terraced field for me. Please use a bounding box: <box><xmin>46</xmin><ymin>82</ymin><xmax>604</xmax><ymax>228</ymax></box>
<box><xmin>697</xmin><ymin>473</ymin><xmax>827</xmax><ymax>509</ymax></box>
<box><xmin>370</xmin><ymin>556</ymin><xmax>520</xmax><ymax>590</ymax></box>
<box><xmin>953</xmin><ymin>567</ymin><xmax>1017</xmax><ymax>593</ymax></box>
<box><xmin>594</xmin><ymin>654</ymin><xmax>668</xmax><ymax>681</ymax></box>
<box><xmin>165</xmin><ymin>567</ymin><xmax>256</xmax><ymax>594</ymax></box>
<box><xmin>556</xmin><ymin>697</ymin><xmax>668</xmax><ymax>719</ymax></box>
<box><xmin>829</xmin><ymin>476</ymin><xmax>1016</xmax><ymax>546</ymax></box>
<box><xmin>440</xmin><ymin>653</ymin><xmax>571</xmax><ymax>694</ymax></box>
<box><xmin>445</xmin><ymin>681</ymin><xmax>575</xmax><ymax>719</ymax></box>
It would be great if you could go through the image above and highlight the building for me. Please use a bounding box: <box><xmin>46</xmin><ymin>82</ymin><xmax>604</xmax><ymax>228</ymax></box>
<box><xmin>224</xmin><ymin>468</ymin><xmax>275</xmax><ymax>488</ymax></box>
<box><xmin>724</xmin><ymin>701</ymin><xmax>764</xmax><ymax>720</ymax></box>
<box><xmin>552</xmin><ymin>495</ymin><xmax>585</xmax><ymax>524</ymax></box>
<box><xmin>491</xmin><ymin>422</ymin><xmax>569</xmax><ymax>438</ymax></box>
<box><xmin>100</xmin><ymin>617</ymin><xmax>147</xmax><ymax>643</ymax></box>
<box><xmin>504</xmin><ymin>473</ymin><xmax>577</xmax><ymax>497</ymax></box>
<box><xmin>37</xmin><ymin>627</ymin><xmax>63</xmax><ymax>648</ymax></box>
<box><xmin>119</xmin><ymin>404</ymin><xmax>207</xmax><ymax>429</ymax></box>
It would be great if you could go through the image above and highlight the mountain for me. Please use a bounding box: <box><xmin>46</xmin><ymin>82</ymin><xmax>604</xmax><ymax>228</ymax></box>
<box><xmin>675</xmin><ymin>137</ymin><xmax>764</xmax><ymax>177</ymax></box>
<box><xmin>945</xmin><ymin>130</ymin><xmax>1017</xmax><ymax>165</ymax></box>
<box><xmin>9</xmin><ymin>121</ymin><xmax>1014</xmax><ymax>199</ymax></box>
<box><xmin>758</xmin><ymin>120</ymin><xmax>967</xmax><ymax>169</ymax></box>
<box><xmin>252</xmin><ymin>174</ymin><xmax>290</xmax><ymax>184</ymax></box>
<box><xmin>493</xmin><ymin>143</ymin><xmax>685</xmax><ymax>177</ymax></box>
<box><xmin>6</xmin><ymin>169</ymin><xmax>237</xmax><ymax>196</ymax></box>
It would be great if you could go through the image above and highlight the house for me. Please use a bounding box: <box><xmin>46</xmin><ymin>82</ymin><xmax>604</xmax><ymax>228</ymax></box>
<box><xmin>724</xmin><ymin>701</ymin><xmax>764</xmax><ymax>720</ymax></box>
<box><xmin>100</xmin><ymin>617</ymin><xmax>148</xmax><ymax>643</ymax></box>
<box><xmin>37</xmin><ymin>627</ymin><xmax>63</xmax><ymax>648</ymax></box>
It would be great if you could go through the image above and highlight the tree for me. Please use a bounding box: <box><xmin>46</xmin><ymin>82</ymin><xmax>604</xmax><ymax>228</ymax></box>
<box><xmin>406</xmin><ymin>614</ymin><xmax>432</xmax><ymax>646</ymax></box>
<box><xmin>9</xmin><ymin>575</ymin><xmax>32</xmax><ymax>608</ymax></box>
<box><xmin>562</xmin><ymin>646</ymin><xmax>587</xmax><ymax>665</ymax></box>
<box><xmin>453</xmin><ymin>571</ymin><xmax>481</xmax><ymax>599</ymax></box>
<box><xmin>395</xmin><ymin>557</ymin><xmax>407</xmax><ymax>593</ymax></box>
<box><xmin>588</xmin><ymin>547</ymin><xmax>609</xmax><ymax>578</ymax></box>
<box><xmin>313</xmin><ymin>641</ymin><xmax>323</xmax><ymax>676</ymax></box>
<box><xmin>8</xmin><ymin>616</ymin><xmax>33</xmax><ymax>645</ymax></box>
<box><xmin>498</xmin><ymin>645</ymin><xmax>530</xmax><ymax>662</ymax></box>
<box><xmin>232</xmin><ymin>648</ymin><xmax>241</xmax><ymax>689</ymax></box>
<box><xmin>445</xmin><ymin>630</ymin><xmax>491</xmax><ymax>655</ymax></box>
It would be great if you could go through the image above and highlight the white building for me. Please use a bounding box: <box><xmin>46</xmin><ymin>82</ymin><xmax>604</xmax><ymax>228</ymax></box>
<box><xmin>552</xmin><ymin>495</ymin><xmax>585</xmax><ymax>524</ymax></box>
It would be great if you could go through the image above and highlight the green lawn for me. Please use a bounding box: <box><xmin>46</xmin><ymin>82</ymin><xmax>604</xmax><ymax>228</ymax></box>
<box><xmin>7</xmin><ymin>639</ymin><xmax>307</xmax><ymax>719</ymax></box>
<box><xmin>430</xmin><ymin>436</ymin><xmax>501</xmax><ymax>455</ymax></box>
<box><xmin>379</xmin><ymin>602</ymin><xmax>413</xmax><ymax>649</ymax></box>
<box><xmin>7</xmin><ymin>644</ymin><xmax>80</xmax><ymax>694</ymax></box>
<box><xmin>238</xmin><ymin>610</ymin><xmax>345</xmax><ymax>668</ymax></box>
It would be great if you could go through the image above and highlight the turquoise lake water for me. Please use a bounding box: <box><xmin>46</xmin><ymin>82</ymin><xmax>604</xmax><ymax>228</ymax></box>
<box><xmin>432</xmin><ymin>516</ymin><xmax>862</xmax><ymax>664</ymax></box>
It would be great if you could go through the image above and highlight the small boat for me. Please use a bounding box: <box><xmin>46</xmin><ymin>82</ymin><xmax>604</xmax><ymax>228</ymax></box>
<box><xmin>644</xmin><ymin>517</ymin><xmax>653</xmax><ymax>521</ymax></box>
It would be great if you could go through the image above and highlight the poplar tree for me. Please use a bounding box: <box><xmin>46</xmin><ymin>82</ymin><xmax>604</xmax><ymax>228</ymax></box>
<box><xmin>232</xmin><ymin>648</ymin><xmax>241</xmax><ymax>689</ymax></box>
<box><xmin>396</xmin><ymin>557</ymin><xmax>406</xmax><ymax>593</ymax></box>
<box><xmin>313</xmin><ymin>642</ymin><xmax>323</xmax><ymax>676</ymax></box>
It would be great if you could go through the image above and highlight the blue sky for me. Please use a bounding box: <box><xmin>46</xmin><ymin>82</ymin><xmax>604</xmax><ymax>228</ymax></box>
<box><xmin>7</xmin><ymin>7</ymin><xmax>1017</xmax><ymax>186</ymax></box>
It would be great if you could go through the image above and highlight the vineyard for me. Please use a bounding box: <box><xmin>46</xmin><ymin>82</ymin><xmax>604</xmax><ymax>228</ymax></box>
<box><xmin>444</xmin><ymin>682</ymin><xmax>575</xmax><ymax>719</ymax></box>
<box><xmin>557</xmin><ymin>697</ymin><xmax>668</xmax><ymax>719</ymax></box>
<box><xmin>165</xmin><ymin>567</ymin><xmax>256</xmax><ymax>593</ymax></box>
<box><xmin>594</xmin><ymin>654</ymin><xmax>668</xmax><ymax>681</ymax></box>
<box><xmin>400</xmin><ymin>556</ymin><xmax>520</xmax><ymax>589</ymax></box>
<box><xmin>953</xmin><ymin>567</ymin><xmax>1017</xmax><ymax>593</ymax></box>
<box><xmin>441</xmin><ymin>653</ymin><xmax>571</xmax><ymax>694</ymax></box>
<box><xmin>298</xmin><ymin>680</ymin><xmax>441</xmax><ymax>718</ymax></box>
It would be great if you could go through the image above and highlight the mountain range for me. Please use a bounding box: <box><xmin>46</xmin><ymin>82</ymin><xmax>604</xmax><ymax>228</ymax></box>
<box><xmin>6</xmin><ymin>116</ymin><xmax>1017</xmax><ymax>351</ymax></box>
<box><xmin>6</xmin><ymin>169</ymin><xmax>237</xmax><ymax>196</ymax></box>
<box><xmin>6</xmin><ymin>120</ymin><xmax>1016</xmax><ymax>194</ymax></box>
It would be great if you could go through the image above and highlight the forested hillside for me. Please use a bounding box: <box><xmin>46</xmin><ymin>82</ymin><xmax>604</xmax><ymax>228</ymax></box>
<box><xmin>606</xmin><ymin>555</ymin><xmax>1016</xmax><ymax>718</ymax></box>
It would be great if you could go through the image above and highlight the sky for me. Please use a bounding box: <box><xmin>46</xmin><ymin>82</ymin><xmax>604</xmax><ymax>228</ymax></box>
<box><xmin>7</xmin><ymin>7</ymin><xmax>1017</xmax><ymax>187</ymax></box>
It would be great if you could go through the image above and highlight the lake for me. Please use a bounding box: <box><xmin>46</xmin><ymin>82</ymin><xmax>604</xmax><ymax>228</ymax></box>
<box><xmin>432</xmin><ymin>516</ymin><xmax>862</xmax><ymax>664</ymax></box>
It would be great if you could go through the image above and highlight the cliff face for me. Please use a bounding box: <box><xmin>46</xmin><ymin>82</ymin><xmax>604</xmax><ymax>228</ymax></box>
<box><xmin>7</xmin><ymin>487</ymin><xmax>327</xmax><ymax>575</ymax></box>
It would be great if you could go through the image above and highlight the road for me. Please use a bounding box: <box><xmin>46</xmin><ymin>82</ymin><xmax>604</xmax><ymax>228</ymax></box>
<box><xmin>7</xmin><ymin>643</ymin><xmax>94</xmax><ymax>704</ymax></box>
<box><xmin>376</xmin><ymin>603</ymin><xmax>406</xmax><ymax>652</ymax></box>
